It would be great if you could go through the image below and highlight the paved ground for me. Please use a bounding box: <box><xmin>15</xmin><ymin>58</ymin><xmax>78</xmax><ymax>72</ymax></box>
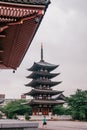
<box><xmin>37</xmin><ymin>121</ymin><xmax>87</xmax><ymax>130</ymax></box>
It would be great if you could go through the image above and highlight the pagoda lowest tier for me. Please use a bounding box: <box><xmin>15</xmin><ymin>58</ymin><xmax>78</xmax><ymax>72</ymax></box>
<box><xmin>29</xmin><ymin>99</ymin><xmax>65</xmax><ymax>105</ymax></box>
<box><xmin>24</xmin><ymin>44</ymin><xmax>65</xmax><ymax>115</ymax></box>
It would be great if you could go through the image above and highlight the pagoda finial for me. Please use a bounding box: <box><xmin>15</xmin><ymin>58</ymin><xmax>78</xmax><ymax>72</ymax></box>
<box><xmin>41</xmin><ymin>43</ymin><xmax>44</xmax><ymax>62</ymax></box>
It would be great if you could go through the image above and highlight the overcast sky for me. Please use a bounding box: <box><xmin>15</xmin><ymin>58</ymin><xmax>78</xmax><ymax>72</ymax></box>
<box><xmin>0</xmin><ymin>0</ymin><xmax>87</xmax><ymax>99</ymax></box>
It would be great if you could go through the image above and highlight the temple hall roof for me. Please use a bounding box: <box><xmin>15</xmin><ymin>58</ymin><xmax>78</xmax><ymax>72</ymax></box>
<box><xmin>52</xmin><ymin>93</ymin><xmax>66</xmax><ymax>101</ymax></box>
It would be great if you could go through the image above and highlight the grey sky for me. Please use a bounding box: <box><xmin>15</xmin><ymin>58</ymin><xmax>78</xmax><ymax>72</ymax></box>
<box><xmin>0</xmin><ymin>0</ymin><xmax>87</xmax><ymax>99</ymax></box>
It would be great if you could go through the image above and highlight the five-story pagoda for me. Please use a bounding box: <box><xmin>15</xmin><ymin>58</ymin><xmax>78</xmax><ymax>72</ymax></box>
<box><xmin>25</xmin><ymin>44</ymin><xmax>65</xmax><ymax>115</ymax></box>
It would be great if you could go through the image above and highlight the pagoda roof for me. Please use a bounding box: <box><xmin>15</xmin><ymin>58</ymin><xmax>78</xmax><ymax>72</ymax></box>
<box><xmin>24</xmin><ymin>88</ymin><xmax>63</xmax><ymax>96</ymax></box>
<box><xmin>26</xmin><ymin>71</ymin><xmax>60</xmax><ymax>79</ymax></box>
<box><xmin>29</xmin><ymin>99</ymin><xmax>65</xmax><ymax>105</ymax></box>
<box><xmin>25</xmin><ymin>79</ymin><xmax>62</xmax><ymax>87</ymax></box>
<box><xmin>0</xmin><ymin>0</ymin><xmax>50</xmax><ymax>6</ymax></box>
<box><xmin>28</xmin><ymin>61</ymin><xmax>59</xmax><ymax>71</ymax></box>
<box><xmin>55</xmin><ymin>93</ymin><xmax>66</xmax><ymax>101</ymax></box>
<box><xmin>0</xmin><ymin>1</ymin><xmax>50</xmax><ymax>69</ymax></box>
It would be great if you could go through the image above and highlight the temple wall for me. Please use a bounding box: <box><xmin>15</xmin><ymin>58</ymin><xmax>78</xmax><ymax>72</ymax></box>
<box><xmin>0</xmin><ymin>120</ymin><xmax>38</xmax><ymax>130</ymax></box>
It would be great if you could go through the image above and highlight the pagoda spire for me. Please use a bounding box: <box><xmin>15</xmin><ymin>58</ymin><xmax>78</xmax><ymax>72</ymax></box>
<box><xmin>41</xmin><ymin>43</ymin><xmax>44</xmax><ymax>62</ymax></box>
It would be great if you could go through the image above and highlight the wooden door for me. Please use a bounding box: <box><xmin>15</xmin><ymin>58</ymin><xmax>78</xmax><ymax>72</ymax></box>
<box><xmin>33</xmin><ymin>108</ymin><xmax>38</xmax><ymax>115</ymax></box>
<box><xmin>42</xmin><ymin>108</ymin><xmax>49</xmax><ymax>115</ymax></box>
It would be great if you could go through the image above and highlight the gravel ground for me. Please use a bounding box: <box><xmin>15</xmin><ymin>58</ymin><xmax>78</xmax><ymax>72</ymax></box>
<box><xmin>37</xmin><ymin>120</ymin><xmax>87</xmax><ymax>130</ymax></box>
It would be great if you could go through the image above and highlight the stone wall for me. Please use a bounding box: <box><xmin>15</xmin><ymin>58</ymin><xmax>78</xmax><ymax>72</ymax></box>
<box><xmin>0</xmin><ymin>120</ymin><xmax>38</xmax><ymax>130</ymax></box>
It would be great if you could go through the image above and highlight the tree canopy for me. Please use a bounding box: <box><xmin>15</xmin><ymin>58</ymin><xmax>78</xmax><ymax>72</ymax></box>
<box><xmin>53</xmin><ymin>104</ymin><xmax>71</xmax><ymax>116</ymax></box>
<box><xmin>2</xmin><ymin>99</ymin><xmax>32</xmax><ymax>119</ymax></box>
<box><xmin>67</xmin><ymin>89</ymin><xmax>87</xmax><ymax>121</ymax></box>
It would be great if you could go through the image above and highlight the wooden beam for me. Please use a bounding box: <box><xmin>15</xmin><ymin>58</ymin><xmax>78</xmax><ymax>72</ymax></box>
<box><xmin>0</xmin><ymin>60</ymin><xmax>3</xmax><ymax>63</ymax></box>
<box><xmin>0</xmin><ymin>47</ymin><xmax>4</xmax><ymax>53</ymax></box>
<box><xmin>0</xmin><ymin>26</ymin><xmax>8</xmax><ymax>33</ymax></box>
<box><xmin>0</xmin><ymin>35</ymin><xmax>6</xmax><ymax>38</ymax></box>
<box><xmin>0</xmin><ymin>50</ymin><xmax>4</xmax><ymax>53</ymax></box>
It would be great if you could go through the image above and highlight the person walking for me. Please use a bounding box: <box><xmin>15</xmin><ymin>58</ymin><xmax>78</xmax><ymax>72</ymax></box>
<box><xmin>43</xmin><ymin>116</ymin><xmax>47</xmax><ymax>128</ymax></box>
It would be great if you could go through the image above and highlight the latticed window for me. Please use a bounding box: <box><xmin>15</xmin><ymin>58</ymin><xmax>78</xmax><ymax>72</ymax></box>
<box><xmin>43</xmin><ymin>105</ymin><xmax>47</xmax><ymax>107</ymax></box>
<box><xmin>43</xmin><ymin>77</ymin><xmax>45</xmax><ymax>79</ymax></box>
<box><xmin>48</xmin><ymin>95</ymin><xmax>50</xmax><ymax>99</ymax></box>
<box><xmin>39</xmin><ymin>85</ymin><xmax>42</xmax><ymax>89</ymax></box>
<box><xmin>47</xmin><ymin>85</ymin><xmax>49</xmax><ymax>89</ymax></box>
<box><xmin>40</xmin><ymin>77</ymin><xmax>42</xmax><ymax>79</ymax></box>
<box><xmin>40</xmin><ymin>69</ymin><xmax>43</xmax><ymax>71</ymax></box>
<box><xmin>39</xmin><ymin>105</ymin><xmax>42</xmax><ymax>107</ymax></box>
<box><xmin>39</xmin><ymin>95</ymin><xmax>42</xmax><ymax>99</ymax></box>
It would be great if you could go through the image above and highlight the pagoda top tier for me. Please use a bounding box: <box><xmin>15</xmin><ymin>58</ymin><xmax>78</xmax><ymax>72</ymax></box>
<box><xmin>28</xmin><ymin>44</ymin><xmax>59</xmax><ymax>71</ymax></box>
<box><xmin>28</xmin><ymin>61</ymin><xmax>59</xmax><ymax>72</ymax></box>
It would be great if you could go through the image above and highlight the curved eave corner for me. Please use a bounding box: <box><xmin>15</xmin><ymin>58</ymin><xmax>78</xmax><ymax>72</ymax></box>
<box><xmin>0</xmin><ymin>1</ymin><xmax>51</xmax><ymax>69</ymax></box>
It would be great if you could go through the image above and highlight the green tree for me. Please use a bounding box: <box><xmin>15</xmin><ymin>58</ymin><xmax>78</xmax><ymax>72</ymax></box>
<box><xmin>53</xmin><ymin>105</ymin><xmax>71</xmax><ymax>115</ymax></box>
<box><xmin>2</xmin><ymin>99</ymin><xmax>32</xmax><ymax>119</ymax></box>
<box><xmin>67</xmin><ymin>89</ymin><xmax>87</xmax><ymax>121</ymax></box>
